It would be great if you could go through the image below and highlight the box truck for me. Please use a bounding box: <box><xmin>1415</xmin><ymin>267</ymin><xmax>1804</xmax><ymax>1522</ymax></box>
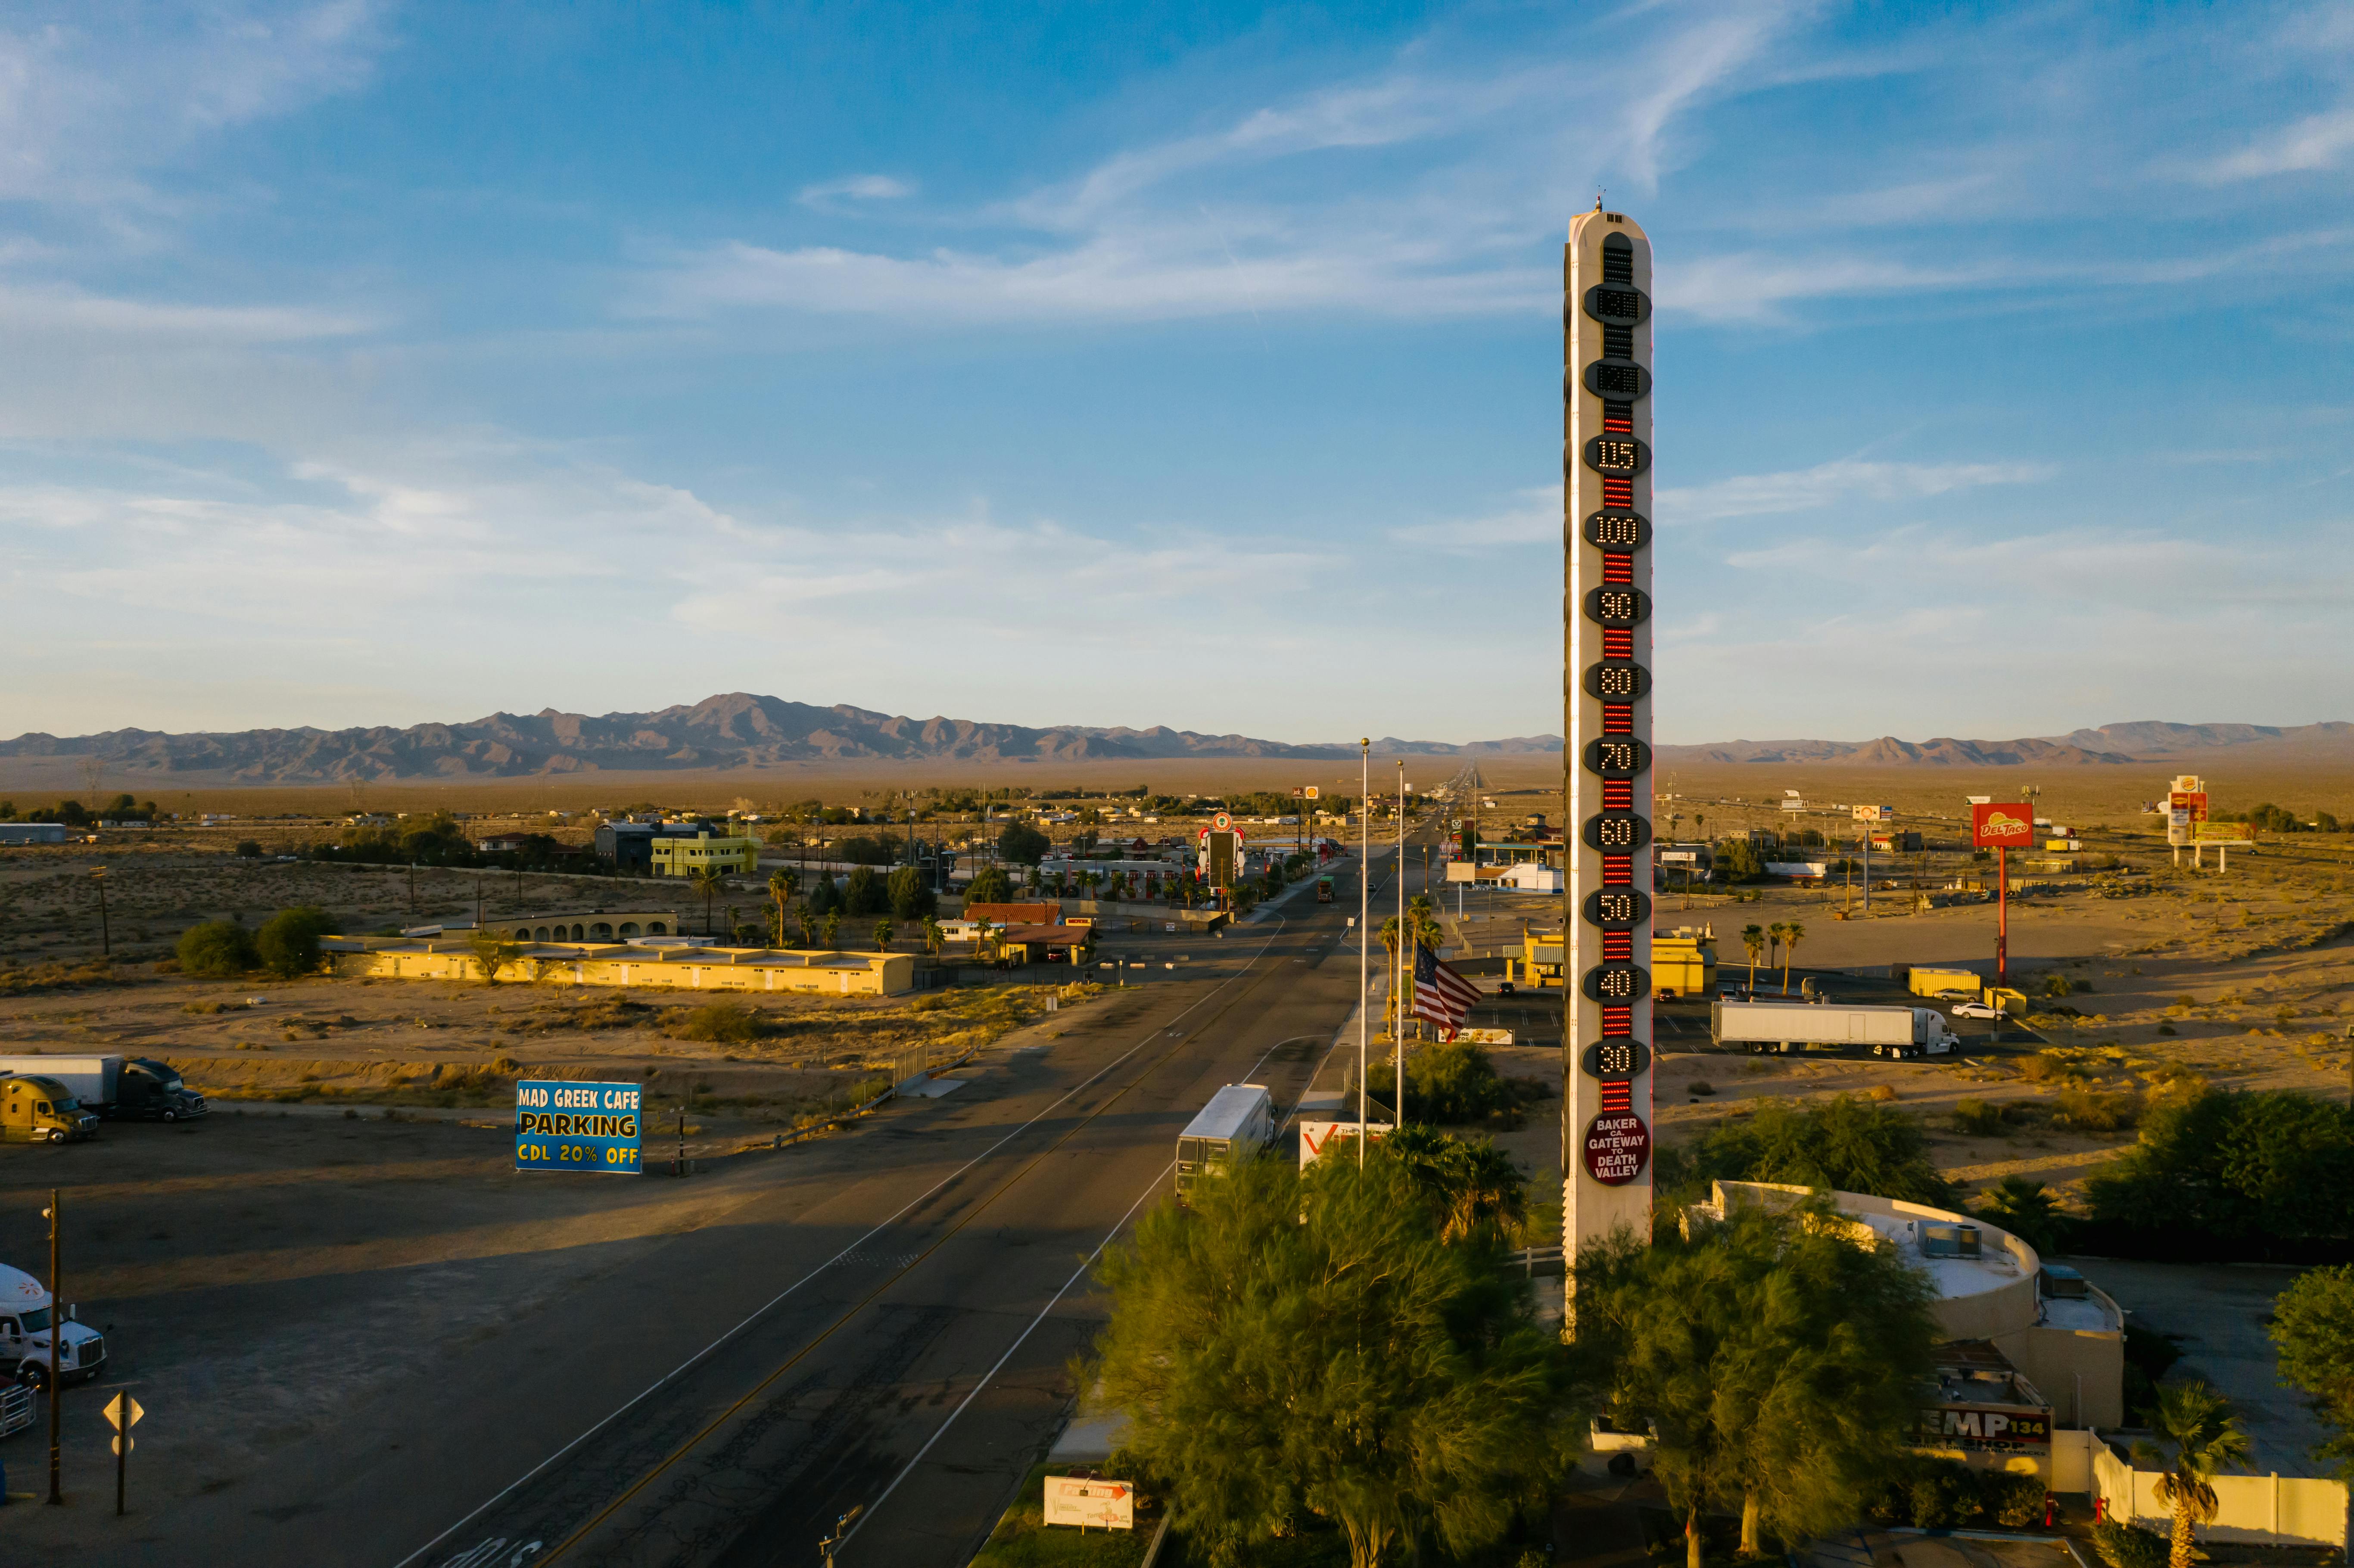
<box><xmin>0</xmin><ymin>1261</ymin><xmax>108</xmax><ymax>1388</ymax></box>
<box><xmin>1710</xmin><ymin>1000</ymin><xmax>1960</xmax><ymax>1059</ymax></box>
<box><xmin>1175</xmin><ymin>1084</ymin><xmax>1275</xmax><ymax>1200</ymax></box>
<box><xmin>0</xmin><ymin>1055</ymin><xmax>206</xmax><ymax>1121</ymax></box>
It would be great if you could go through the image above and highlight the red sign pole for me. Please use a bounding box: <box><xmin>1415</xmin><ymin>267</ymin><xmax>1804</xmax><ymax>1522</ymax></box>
<box><xmin>1996</xmin><ymin>846</ymin><xmax>2008</xmax><ymax>991</ymax></box>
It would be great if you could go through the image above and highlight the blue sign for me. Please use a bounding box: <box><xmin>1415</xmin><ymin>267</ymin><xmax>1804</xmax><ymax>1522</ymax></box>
<box><xmin>515</xmin><ymin>1080</ymin><xmax>643</xmax><ymax>1174</ymax></box>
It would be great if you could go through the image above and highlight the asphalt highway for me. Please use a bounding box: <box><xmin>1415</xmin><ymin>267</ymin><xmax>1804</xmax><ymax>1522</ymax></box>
<box><xmin>121</xmin><ymin>837</ymin><xmax>1433</xmax><ymax>1568</ymax></box>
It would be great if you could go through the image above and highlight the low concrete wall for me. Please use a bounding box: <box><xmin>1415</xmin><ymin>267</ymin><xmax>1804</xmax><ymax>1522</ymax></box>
<box><xmin>328</xmin><ymin>946</ymin><xmax>916</xmax><ymax>996</ymax></box>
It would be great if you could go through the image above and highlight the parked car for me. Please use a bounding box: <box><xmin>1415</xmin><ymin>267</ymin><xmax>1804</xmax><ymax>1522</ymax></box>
<box><xmin>1950</xmin><ymin>999</ymin><xmax>2005</xmax><ymax>1020</ymax></box>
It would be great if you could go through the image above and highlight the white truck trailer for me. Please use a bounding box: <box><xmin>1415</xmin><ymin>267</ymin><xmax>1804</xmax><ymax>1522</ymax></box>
<box><xmin>0</xmin><ymin>1054</ymin><xmax>206</xmax><ymax>1120</ymax></box>
<box><xmin>1710</xmin><ymin>1000</ymin><xmax>1960</xmax><ymax>1059</ymax></box>
<box><xmin>1175</xmin><ymin>1083</ymin><xmax>1276</xmax><ymax>1200</ymax></box>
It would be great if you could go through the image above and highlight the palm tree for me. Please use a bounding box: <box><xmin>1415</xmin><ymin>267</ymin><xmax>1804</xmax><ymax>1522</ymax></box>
<box><xmin>873</xmin><ymin>917</ymin><xmax>894</xmax><ymax>952</ymax></box>
<box><xmin>1741</xmin><ymin>924</ymin><xmax>1766</xmax><ymax>992</ymax></box>
<box><xmin>1379</xmin><ymin>914</ymin><xmax>1404</xmax><ymax>1030</ymax></box>
<box><xmin>1766</xmin><ymin>921</ymin><xmax>1787</xmax><ymax>978</ymax></box>
<box><xmin>2134</xmin><ymin>1382</ymin><xmax>2251</xmax><ymax>1568</ymax></box>
<box><xmin>972</xmin><ymin>915</ymin><xmax>994</xmax><ymax>959</ymax></box>
<box><xmin>822</xmin><ymin>911</ymin><xmax>841</xmax><ymax>949</ymax></box>
<box><xmin>1780</xmin><ymin>920</ymin><xmax>1805</xmax><ymax>995</ymax></box>
<box><xmin>768</xmin><ymin>868</ymin><xmax>798</xmax><ymax>947</ymax></box>
<box><xmin>689</xmin><ymin>866</ymin><xmax>725</xmax><ymax>935</ymax></box>
<box><xmin>922</xmin><ymin>915</ymin><xmax>943</xmax><ymax>956</ymax></box>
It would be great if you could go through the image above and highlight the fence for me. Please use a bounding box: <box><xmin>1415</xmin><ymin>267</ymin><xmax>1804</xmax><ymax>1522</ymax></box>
<box><xmin>2090</xmin><ymin>1433</ymin><xmax>2348</xmax><ymax>1550</ymax></box>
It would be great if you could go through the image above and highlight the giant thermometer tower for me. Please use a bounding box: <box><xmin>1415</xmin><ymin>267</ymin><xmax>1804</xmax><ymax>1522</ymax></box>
<box><xmin>1563</xmin><ymin>208</ymin><xmax>1656</xmax><ymax>1263</ymax></box>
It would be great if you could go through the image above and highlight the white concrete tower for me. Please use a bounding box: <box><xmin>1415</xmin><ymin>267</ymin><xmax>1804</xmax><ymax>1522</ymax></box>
<box><xmin>1563</xmin><ymin>208</ymin><xmax>1657</xmax><ymax>1272</ymax></box>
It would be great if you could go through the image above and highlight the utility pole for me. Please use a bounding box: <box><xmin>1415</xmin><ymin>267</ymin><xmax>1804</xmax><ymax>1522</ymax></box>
<box><xmin>45</xmin><ymin>1188</ymin><xmax>62</xmax><ymax>1505</ymax></box>
<box><xmin>93</xmin><ymin>869</ymin><xmax>109</xmax><ymax>957</ymax></box>
<box><xmin>1396</xmin><ymin>762</ymin><xmax>1407</xmax><ymax>1124</ymax></box>
<box><xmin>1359</xmin><ymin>741</ymin><xmax>1370</xmax><ymax>1166</ymax></box>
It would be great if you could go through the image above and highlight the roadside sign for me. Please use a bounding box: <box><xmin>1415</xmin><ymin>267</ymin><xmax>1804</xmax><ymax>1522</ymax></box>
<box><xmin>103</xmin><ymin>1393</ymin><xmax>143</xmax><ymax>1429</ymax></box>
<box><xmin>1303</xmin><ymin>786</ymin><xmax>1320</xmax><ymax>800</ymax></box>
<box><xmin>1583</xmin><ymin>1113</ymin><xmax>1650</xmax><ymax>1185</ymax></box>
<box><xmin>2192</xmin><ymin>822</ymin><xmax>2253</xmax><ymax>845</ymax></box>
<box><xmin>515</xmin><ymin>1080</ymin><xmax>644</xmax><ymax>1174</ymax></box>
<box><xmin>1851</xmin><ymin>805</ymin><xmax>1892</xmax><ymax>822</ymax></box>
<box><xmin>1044</xmin><ymin>1475</ymin><xmax>1134</xmax><ymax>1530</ymax></box>
<box><xmin>1299</xmin><ymin>1120</ymin><xmax>1393</xmax><ymax>1167</ymax></box>
<box><xmin>1971</xmin><ymin>803</ymin><xmax>2034</xmax><ymax>849</ymax></box>
<box><xmin>112</xmin><ymin>1433</ymin><xmax>134</xmax><ymax>1456</ymax></box>
<box><xmin>1456</xmin><ymin>1027</ymin><xmax>1514</xmax><ymax>1045</ymax></box>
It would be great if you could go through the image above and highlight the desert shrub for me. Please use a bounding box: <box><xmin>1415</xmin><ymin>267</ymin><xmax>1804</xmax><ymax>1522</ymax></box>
<box><xmin>1863</xmin><ymin>1454</ymin><xmax>2042</xmax><ymax>1530</ymax></box>
<box><xmin>1687</xmin><ymin>1080</ymin><xmax>1715</xmax><ymax>1097</ymax></box>
<box><xmin>668</xmin><ymin>1002</ymin><xmax>766</xmax><ymax>1044</ymax></box>
<box><xmin>178</xmin><ymin>919</ymin><xmax>258</xmax><ymax>977</ymax></box>
<box><xmin>255</xmin><ymin>905</ymin><xmax>333</xmax><ymax>978</ymax></box>
<box><xmin>2091</xmin><ymin>1519</ymin><xmax>2167</xmax><ymax>1568</ymax></box>
<box><xmin>2054</xmin><ymin>1090</ymin><xmax>2137</xmax><ymax>1132</ymax></box>
<box><xmin>1951</xmin><ymin>1098</ymin><xmax>2007</xmax><ymax>1136</ymax></box>
<box><xmin>1988</xmin><ymin>1468</ymin><xmax>2045</xmax><ymax>1528</ymax></box>
<box><xmin>234</xmin><ymin>839</ymin><xmax>263</xmax><ymax>858</ymax></box>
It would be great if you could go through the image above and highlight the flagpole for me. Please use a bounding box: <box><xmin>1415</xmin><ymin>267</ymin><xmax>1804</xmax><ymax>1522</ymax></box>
<box><xmin>1396</xmin><ymin>759</ymin><xmax>1406</xmax><ymax>1129</ymax></box>
<box><xmin>1359</xmin><ymin>739</ymin><xmax>1370</xmax><ymax>1169</ymax></box>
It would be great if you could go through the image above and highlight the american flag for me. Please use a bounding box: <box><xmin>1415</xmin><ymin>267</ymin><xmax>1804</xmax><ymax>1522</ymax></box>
<box><xmin>1411</xmin><ymin>943</ymin><xmax>1482</xmax><ymax>1040</ymax></box>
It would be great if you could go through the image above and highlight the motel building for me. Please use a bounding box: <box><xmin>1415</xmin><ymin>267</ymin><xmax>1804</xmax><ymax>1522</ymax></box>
<box><xmin>1660</xmin><ymin>1183</ymin><xmax>2350</xmax><ymax>1549</ymax></box>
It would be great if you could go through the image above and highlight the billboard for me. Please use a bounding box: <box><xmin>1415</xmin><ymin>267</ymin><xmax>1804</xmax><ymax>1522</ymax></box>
<box><xmin>1852</xmin><ymin>804</ymin><xmax>1892</xmax><ymax>822</ymax></box>
<box><xmin>1917</xmin><ymin>1403</ymin><xmax>2051</xmax><ymax>1451</ymax></box>
<box><xmin>516</xmin><ymin>1080</ymin><xmax>644</xmax><ymax>1174</ymax></box>
<box><xmin>1971</xmin><ymin>803</ymin><xmax>2034</xmax><ymax>849</ymax></box>
<box><xmin>1043</xmin><ymin>1475</ymin><xmax>1134</xmax><ymax>1530</ymax></box>
<box><xmin>2193</xmin><ymin>822</ymin><xmax>2254</xmax><ymax>845</ymax></box>
<box><xmin>1298</xmin><ymin>1119</ymin><xmax>1393</xmax><ymax>1168</ymax></box>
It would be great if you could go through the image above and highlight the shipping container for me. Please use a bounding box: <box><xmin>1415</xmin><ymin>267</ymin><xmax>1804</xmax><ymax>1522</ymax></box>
<box><xmin>1709</xmin><ymin>1001</ymin><xmax>1959</xmax><ymax>1059</ymax></box>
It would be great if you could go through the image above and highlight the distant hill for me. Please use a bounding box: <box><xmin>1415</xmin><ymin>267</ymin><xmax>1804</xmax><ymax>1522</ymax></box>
<box><xmin>3</xmin><ymin>700</ymin><xmax>2344</xmax><ymax>784</ymax></box>
<box><xmin>1654</xmin><ymin>720</ymin><xmax>2354</xmax><ymax>768</ymax></box>
<box><xmin>0</xmin><ymin>692</ymin><xmax>1561</xmax><ymax>784</ymax></box>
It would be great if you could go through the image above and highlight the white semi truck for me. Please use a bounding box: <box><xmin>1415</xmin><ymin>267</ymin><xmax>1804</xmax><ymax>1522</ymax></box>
<box><xmin>0</xmin><ymin>1262</ymin><xmax>108</xmax><ymax>1389</ymax></box>
<box><xmin>1711</xmin><ymin>1000</ymin><xmax>1960</xmax><ymax>1059</ymax></box>
<box><xmin>1174</xmin><ymin>1084</ymin><xmax>1275</xmax><ymax>1200</ymax></box>
<box><xmin>0</xmin><ymin>1054</ymin><xmax>205</xmax><ymax>1121</ymax></box>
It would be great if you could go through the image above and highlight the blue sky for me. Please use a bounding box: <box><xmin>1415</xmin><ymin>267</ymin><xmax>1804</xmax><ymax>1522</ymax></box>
<box><xmin>0</xmin><ymin>0</ymin><xmax>2349</xmax><ymax>745</ymax></box>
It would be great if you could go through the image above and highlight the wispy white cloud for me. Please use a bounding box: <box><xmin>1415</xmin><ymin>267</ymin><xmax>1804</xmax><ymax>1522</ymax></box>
<box><xmin>1388</xmin><ymin>487</ymin><xmax>1555</xmax><ymax>549</ymax></box>
<box><xmin>0</xmin><ymin>284</ymin><xmax>369</xmax><ymax>341</ymax></box>
<box><xmin>796</xmin><ymin>174</ymin><xmax>916</xmax><ymax>207</ymax></box>
<box><xmin>2197</xmin><ymin>105</ymin><xmax>2354</xmax><ymax>181</ymax></box>
<box><xmin>1657</xmin><ymin>459</ymin><xmax>2051</xmax><ymax>524</ymax></box>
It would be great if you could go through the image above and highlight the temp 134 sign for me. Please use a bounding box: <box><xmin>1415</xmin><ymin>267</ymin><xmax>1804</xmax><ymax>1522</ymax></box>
<box><xmin>516</xmin><ymin>1079</ymin><xmax>643</xmax><ymax>1174</ymax></box>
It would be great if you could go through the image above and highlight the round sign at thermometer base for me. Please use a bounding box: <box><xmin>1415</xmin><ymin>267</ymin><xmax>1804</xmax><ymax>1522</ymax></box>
<box><xmin>1582</xmin><ymin>1112</ymin><xmax>1652</xmax><ymax>1187</ymax></box>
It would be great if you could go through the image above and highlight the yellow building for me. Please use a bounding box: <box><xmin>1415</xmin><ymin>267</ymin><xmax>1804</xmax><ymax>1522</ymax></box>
<box><xmin>1651</xmin><ymin>926</ymin><xmax>1716</xmax><ymax>1000</ymax></box>
<box><xmin>649</xmin><ymin>831</ymin><xmax>760</xmax><ymax>877</ymax></box>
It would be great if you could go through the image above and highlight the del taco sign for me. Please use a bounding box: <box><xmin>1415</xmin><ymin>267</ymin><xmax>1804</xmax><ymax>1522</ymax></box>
<box><xmin>1971</xmin><ymin>803</ymin><xmax>2034</xmax><ymax>849</ymax></box>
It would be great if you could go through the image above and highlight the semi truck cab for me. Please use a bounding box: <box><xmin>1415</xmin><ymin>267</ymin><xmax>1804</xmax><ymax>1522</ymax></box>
<box><xmin>0</xmin><ymin>1264</ymin><xmax>106</xmax><ymax>1388</ymax></box>
<box><xmin>0</xmin><ymin>1076</ymin><xmax>100</xmax><ymax>1143</ymax></box>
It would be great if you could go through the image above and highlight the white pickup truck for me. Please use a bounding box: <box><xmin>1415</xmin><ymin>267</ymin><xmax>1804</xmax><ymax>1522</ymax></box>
<box><xmin>1710</xmin><ymin>1000</ymin><xmax>1961</xmax><ymax>1059</ymax></box>
<box><xmin>0</xmin><ymin>1262</ymin><xmax>107</xmax><ymax>1389</ymax></box>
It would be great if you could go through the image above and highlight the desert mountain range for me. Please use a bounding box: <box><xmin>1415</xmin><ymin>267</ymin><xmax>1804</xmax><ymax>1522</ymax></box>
<box><xmin>0</xmin><ymin>696</ymin><xmax>2346</xmax><ymax>784</ymax></box>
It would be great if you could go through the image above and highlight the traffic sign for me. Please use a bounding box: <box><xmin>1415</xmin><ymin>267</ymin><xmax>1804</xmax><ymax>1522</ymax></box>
<box><xmin>103</xmin><ymin>1393</ymin><xmax>143</xmax><ymax>1430</ymax></box>
<box><xmin>112</xmin><ymin>1433</ymin><xmax>134</xmax><ymax>1456</ymax></box>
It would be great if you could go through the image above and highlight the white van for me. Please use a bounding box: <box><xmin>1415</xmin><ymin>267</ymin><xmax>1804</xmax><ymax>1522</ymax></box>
<box><xmin>0</xmin><ymin>1262</ymin><xmax>107</xmax><ymax>1388</ymax></box>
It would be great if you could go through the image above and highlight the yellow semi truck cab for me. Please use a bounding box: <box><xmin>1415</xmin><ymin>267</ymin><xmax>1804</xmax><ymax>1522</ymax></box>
<box><xmin>0</xmin><ymin>1076</ymin><xmax>100</xmax><ymax>1144</ymax></box>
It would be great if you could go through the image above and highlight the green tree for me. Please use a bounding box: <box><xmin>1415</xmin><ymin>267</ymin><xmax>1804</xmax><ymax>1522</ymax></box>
<box><xmin>822</xmin><ymin>911</ymin><xmax>842</xmax><ymax>949</ymax></box>
<box><xmin>872</xmin><ymin>917</ymin><xmax>894</xmax><ymax>952</ymax></box>
<box><xmin>688</xmin><ymin>865</ymin><xmax>725</xmax><ymax>934</ymax></box>
<box><xmin>2131</xmin><ymin>1382</ymin><xmax>2251</xmax><ymax>1568</ymax></box>
<box><xmin>767</xmin><ymin>869</ymin><xmax>799</xmax><ymax>946</ymax></box>
<box><xmin>996</xmin><ymin>821</ymin><xmax>1050</xmax><ymax>865</ymax></box>
<box><xmin>1974</xmin><ymin>1176</ymin><xmax>2067</xmax><ymax>1255</ymax></box>
<box><xmin>886</xmin><ymin>863</ymin><xmax>935</xmax><ymax>921</ymax></box>
<box><xmin>844</xmin><ymin>863</ymin><xmax>887</xmax><ymax>917</ymax></box>
<box><xmin>966</xmin><ymin>865</ymin><xmax>1013</xmax><ymax>905</ymax></box>
<box><xmin>1741</xmin><ymin>924</ymin><xmax>1765</xmax><ymax>992</ymax></box>
<box><xmin>1656</xmin><ymin>1093</ymin><xmax>1953</xmax><ymax>1207</ymax></box>
<box><xmin>255</xmin><ymin>906</ymin><xmax>332</xmax><ymax>979</ymax></box>
<box><xmin>2269</xmin><ymin>1264</ymin><xmax>2354</xmax><ymax>1480</ymax></box>
<box><xmin>921</xmin><ymin>915</ymin><xmax>943</xmax><ymax>956</ymax></box>
<box><xmin>1378</xmin><ymin>1125</ymin><xmax>1527</xmax><ymax>1243</ymax></box>
<box><xmin>177</xmin><ymin>918</ymin><xmax>257</xmax><ymax>977</ymax></box>
<box><xmin>1578</xmin><ymin>1196</ymin><xmax>1937</xmax><ymax>1564</ymax></box>
<box><xmin>1717</xmin><ymin>837</ymin><xmax>1766</xmax><ymax>883</ymax></box>
<box><xmin>1087</xmin><ymin>1155</ymin><xmax>1570</xmax><ymax>1568</ymax></box>
<box><xmin>1780</xmin><ymin>920</ymin><xmax>1805</xmax><ymax>995</ymax></box>
<box><xmin>2084</xmin><ymin>1088</ymin><xmax>2354</xmax><ymax>1251</ymax></box>
<box><xmin>467</xmin><ymin>927</ymin><xmax>523</xmax><ymax>984</ymax></box>
<box><xmin>803</xmin><ymin>872</ymin><xmax>838</xmax><ymax>919</ymax></box>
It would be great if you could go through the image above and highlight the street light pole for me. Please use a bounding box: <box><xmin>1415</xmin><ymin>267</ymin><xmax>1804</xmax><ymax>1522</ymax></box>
<box><xmin>93</xmin><ymin>870</ymin><xmax>108</xmax><ymax>957</ymax></box>
<box><xmin>1395</xmin><ymin>761</ymin><xmax>1406</xmax><ymax>1126</ymax></box>
<box><xmin>1359</xmin><ymin>741</ymin><xmax>1370</xmax><ymax>1167</ymax></box>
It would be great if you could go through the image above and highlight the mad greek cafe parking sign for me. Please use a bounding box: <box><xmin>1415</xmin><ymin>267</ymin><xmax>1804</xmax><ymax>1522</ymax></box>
<box><xmin>515</xmin><ymin>1080</ymin><xmax>643</xmax><ymax>1174</ymax></box>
